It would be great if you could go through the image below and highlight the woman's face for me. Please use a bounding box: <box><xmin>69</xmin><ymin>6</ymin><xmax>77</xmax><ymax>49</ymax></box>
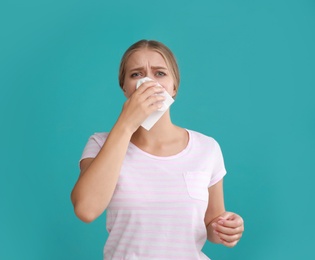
<box><xmin>123</xmin><ymin>49</ymin><xmax>175</xmax><ymax>98</ymax></box>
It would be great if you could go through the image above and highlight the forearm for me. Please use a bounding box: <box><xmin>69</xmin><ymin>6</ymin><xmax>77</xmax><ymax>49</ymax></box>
<box><xmin>206</xmin><ymin>215</ymin><xmax>224</xmax><ymax>244</ymax></box>
<box><xmin>71</xmin><ymin>120</ymin><xmax>133</xmax><ymax>222</ymax></box>
<box><xmin>71</xmin><ymin>83</ymin><xmax>167</xmax><ymax>222</ymax></box>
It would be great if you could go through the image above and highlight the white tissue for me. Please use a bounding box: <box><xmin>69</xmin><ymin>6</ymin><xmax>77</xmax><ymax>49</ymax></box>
<box><xmin>136</xmin><ymin>77</ymin><xmax>174</xmax><ymax>130</ymax></box>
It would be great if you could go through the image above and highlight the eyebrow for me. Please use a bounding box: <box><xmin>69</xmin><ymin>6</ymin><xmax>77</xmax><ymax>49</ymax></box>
<box><xmin>129</xmin><ymin>66</ymin><xmax>168</xmax><ymax>72</ymax></box>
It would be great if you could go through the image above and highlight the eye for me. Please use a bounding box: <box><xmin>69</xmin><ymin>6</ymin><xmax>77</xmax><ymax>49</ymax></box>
<box><xmin>131</xmin><ymin>72</ymin><xmax>142</xmax><ymax>78</ymax></box>
<box><xmin>156</xmin><ymin>71</ymin><xmax>166</xmax><ymax>77</ymax></box>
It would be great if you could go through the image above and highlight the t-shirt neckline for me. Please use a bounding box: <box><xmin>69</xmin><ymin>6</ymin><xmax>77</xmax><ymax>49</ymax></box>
<box><xmin>128</xmin><ymin>129</ymin><xmax>192</xmax><ymax>160</ymax></box>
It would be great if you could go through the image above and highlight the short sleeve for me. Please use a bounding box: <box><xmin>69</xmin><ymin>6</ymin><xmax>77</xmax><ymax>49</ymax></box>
<box><xmin>79</xmin><ymin>132</ymin><xmax>109</xmax><ymax>165</ymax></box>
<box><xmin>208</xmin><ymin>140</ymin><xmax>227</xmax><ymax>187</ymax></box>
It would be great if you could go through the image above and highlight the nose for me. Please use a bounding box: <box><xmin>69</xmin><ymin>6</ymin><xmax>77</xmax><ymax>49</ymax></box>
<box><xmin>144</xmin><ymin>70</ymin><xmax>155</xmax><ymax>81</ymax></box>
<box><xmin>140</xmin><ymin>65</ymin><xmax>157</xmax><ymax>81</ymax></box>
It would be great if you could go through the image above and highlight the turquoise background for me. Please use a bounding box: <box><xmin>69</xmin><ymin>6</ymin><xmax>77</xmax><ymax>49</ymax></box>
<box><xmin>1</xmin><ymin>0</ymin><xmax>314</xmax><ymax>259</ymax></box>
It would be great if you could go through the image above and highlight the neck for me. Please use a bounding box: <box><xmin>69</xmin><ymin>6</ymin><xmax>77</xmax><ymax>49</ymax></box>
<box><xmin>131</xmin><ymin>111</ymin><xmax>177</xmax><ymax>144</ymax></box>
<box><xmin>130</xmin><ymin>111</ymin><xmax>189</xmax><ymax>157</ymax></box>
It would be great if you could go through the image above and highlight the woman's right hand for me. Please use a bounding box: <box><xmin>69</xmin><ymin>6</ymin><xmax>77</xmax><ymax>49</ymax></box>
<box><xmin>117</xmin><ymin>81</ymin><xmax>166</xmax><ymax>133</ymax></box>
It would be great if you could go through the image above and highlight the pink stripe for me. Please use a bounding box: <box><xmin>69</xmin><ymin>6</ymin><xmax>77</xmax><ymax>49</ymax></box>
<box><xmin>107</xmin><ymin>225</ymin><xmax>205</xmax><ymax>234</ymax></box>
<box><xmin>107</xmin><ymin>241</ymin><xmax>199</xmax><ymax>253</ymax></box>
<box><xmin>106</xmin><ymin>235</ymin><xmax>193</xmax><ymax>245</ymax></box>
<box><xmin>108</xmin><ymin>205</ymin><xmax>205</xmax><ymax>211</ymax></box>
<box><xmin>108</xmin><ymin>219</ymin><xmax>206</xmax><ymax>228</ymax></box>
<box><xmin>107</xmin><ymin>249</ymin><xmax>198</xmax><ymax>260</ymax></box>
<box><xmin>108</xmin><ymin>201</ymin><xmax>192</xmax><ymax>207</ymax></box>
<box><xmin>112</xmin><ymin>190</ymin><xmax>188</xmax><ymax>196</ymax></box>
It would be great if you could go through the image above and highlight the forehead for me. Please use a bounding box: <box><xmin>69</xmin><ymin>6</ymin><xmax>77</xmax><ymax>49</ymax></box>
<box><xmin>125</xmin><ymin>49</ymin><xmax>168</xmax><ymax>69</ymax></box>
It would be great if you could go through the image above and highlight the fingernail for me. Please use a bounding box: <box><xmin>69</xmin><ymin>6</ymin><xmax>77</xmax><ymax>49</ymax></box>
<box><xmin>218</xmin><ymin>220</ymin><xmax>224</xmax><ymax>225</ymax></box>
<box><xmin>212</xmin><ymin>223</ymin><xmax>217</xmax><ymax>228</ymax></box>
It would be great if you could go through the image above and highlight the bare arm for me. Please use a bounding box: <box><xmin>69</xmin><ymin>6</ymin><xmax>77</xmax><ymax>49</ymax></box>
<box><xmin>71</xmin><ymin>123</ymin><xmax>133</xmax><ymax>223</ymax></box>
<box><xmin>204</xmin><ymin>179</ymin><xmax>244</xmax><ymax>247</ymax></box>
<box><xmin>71</xmin><ymin>82</ymin><xmax>165</xmax><ymax>223</ymax></box>
<box><xmin>204</xmin><ymin>180</ymin><xmax>226</xmax><ymax>244</ymax></box>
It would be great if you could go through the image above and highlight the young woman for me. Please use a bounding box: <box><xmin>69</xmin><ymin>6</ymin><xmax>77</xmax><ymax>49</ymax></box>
<box><xmin>71</xmin><ymin>40</ymin><xmax>244</xmax><ymax>259</ymax></box>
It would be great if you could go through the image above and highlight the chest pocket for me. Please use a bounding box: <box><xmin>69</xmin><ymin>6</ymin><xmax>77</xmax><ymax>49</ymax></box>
<box><xmin>183</xmin><ymin>171</ymin><xmax>210</xmax><ymax>202</ymax></box>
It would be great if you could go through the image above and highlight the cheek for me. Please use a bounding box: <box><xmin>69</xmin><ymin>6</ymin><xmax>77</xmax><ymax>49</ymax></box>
<box><xmin>123</xmin><ymin>83</ymin><xmax>136</xmax><ymax>97</ymax></box>
<box><xmin>160</xmin><ymin>80</ymin><xmax>175</xmax><ymax>95</ymax></box>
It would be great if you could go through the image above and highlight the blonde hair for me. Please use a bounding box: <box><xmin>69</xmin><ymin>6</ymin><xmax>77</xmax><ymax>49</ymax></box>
<box><xmin>118</xmin><ymin>40</ymin><xmax>180</xmax><ymax>95</ymax></box>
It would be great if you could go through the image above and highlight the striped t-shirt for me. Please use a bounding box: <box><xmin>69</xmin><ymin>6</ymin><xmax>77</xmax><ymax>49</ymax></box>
<box><xmin>80</xmin><ymin>129</ymin><xmax>227</xmax><ymax>260</ymax></box>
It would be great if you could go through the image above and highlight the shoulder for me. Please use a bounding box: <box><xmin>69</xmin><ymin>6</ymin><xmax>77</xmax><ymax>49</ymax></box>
<box><xmin>187</xmin><ymin>129</ymin><xmax>220</xmax><ymax>148</ymax></box>
<box><xmin>79</xmin><ymin>132</ymin><xmax>109</xmax><ymax>162</ymax></box>
<box><xmin>88</xmin><ymin>132</ymin><xmax>109</xmax><ymax>145</ymax></box>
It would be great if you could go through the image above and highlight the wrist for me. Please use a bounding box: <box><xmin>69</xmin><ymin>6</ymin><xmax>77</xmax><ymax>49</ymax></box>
<box><xmin>113</xmin><ymin>118</ymin><xmax>136</xmax><ymax>137</ymax></box>
<box><xmin>206</xmin><ymin>223</ymin><xmax>222</xmax><ymax>244</ymax></box>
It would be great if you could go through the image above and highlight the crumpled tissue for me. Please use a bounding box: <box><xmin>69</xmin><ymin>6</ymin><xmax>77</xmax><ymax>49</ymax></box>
<box><xmin>136</xmin><ymin>77</ymin><xmax>174</xmax><ymax>130</ymax></box>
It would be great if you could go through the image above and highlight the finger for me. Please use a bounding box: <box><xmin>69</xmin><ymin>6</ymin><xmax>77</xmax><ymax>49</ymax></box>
<box><xmin>213</xmin><ymin>228</ymin><xmax>242</xmax><ymax>246</ymax></box>
<box><xmin>217</xmin><ymin>217</ymin><xmax>244</xmax><ymax>229</ymax></box>
<box><xmin>137</xmin><ymin>86</ymin><xmax>165</xmax><ymax>102</ymax></box>
<box><xmin>217</xmin><ymin>211</ymin><xmax>234</xmax><ymax>220</ymax></box>
<box><xmin>150</xmin><ymin>101</ymin><xmax>165</xmax><ymax>111</ymax></box>
<box><xmin>220</xmin><ymin>239</ymin><xmax>239</xmax><ymax>248</ymax></box>
<box><xmin>129</xmin><ymin>86</ymin><xmax>164</xmax><ymax>109</ymax></box>
<box><xmin>220</xmin><ymin>212</ymin><xmax>244</xmax><ymax>223</ymax></box>
<box><xmin>136</xmin><ymin>81</ymin><xmax>161</xmax><ymax>93</ymax></box>
<box><xmin>143</xmin><ymin>94</ymin><xmax>166</xmax><ymax>110</ymax></box>
<box><xmin>212</xmin><ymin>223</ymin><xmax>243</xmax><ymax>235</ymax></box>
<box><xmin>215</xmin><ymin>229</ymin><xmax>243</xmax><ymax>242</ymax></box>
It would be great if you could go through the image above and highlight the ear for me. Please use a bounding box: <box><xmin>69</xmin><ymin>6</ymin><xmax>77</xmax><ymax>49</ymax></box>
<box><xmin>172</xmin><ymin>85</ymin><xmax>177</xmax><ymax>98</ymax></box>
<box><xmin>122</xmin><ymin>86</ymin><xmax>128</xmax><ymax>97</ymax></box>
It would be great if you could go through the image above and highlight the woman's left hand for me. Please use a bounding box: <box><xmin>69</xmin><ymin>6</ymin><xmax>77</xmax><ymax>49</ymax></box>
<box><xmin>211</xmin><ymin>211</ymin><xmax>244</xmax><ymax>247</ymax></box>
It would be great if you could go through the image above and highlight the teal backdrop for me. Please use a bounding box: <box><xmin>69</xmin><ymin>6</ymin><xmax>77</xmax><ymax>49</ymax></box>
<box><xmin>1</xmin><ymin>0</ymin><xmax>314</xmax><ymax>259</ymax></box>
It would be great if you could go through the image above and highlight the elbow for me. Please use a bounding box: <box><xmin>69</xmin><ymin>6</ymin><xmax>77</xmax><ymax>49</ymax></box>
<box><xmin>70</xmin><ymin>190</ymin><xmax>108</xmax><ymax>223</ymax></box>
<box><xmin>76</xmin><ymin>212</ymin><xmax>97</xmax><ymax>223</ymax></box>
<box><xmin>71</xmin><ymin>195</ymin><xmax>99</xmax><ymax>223</ymax></box>
<box><xmin>73</xmin><ymin>203</ymin><xmax>99</xmax><ymax>223</ymax></box>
